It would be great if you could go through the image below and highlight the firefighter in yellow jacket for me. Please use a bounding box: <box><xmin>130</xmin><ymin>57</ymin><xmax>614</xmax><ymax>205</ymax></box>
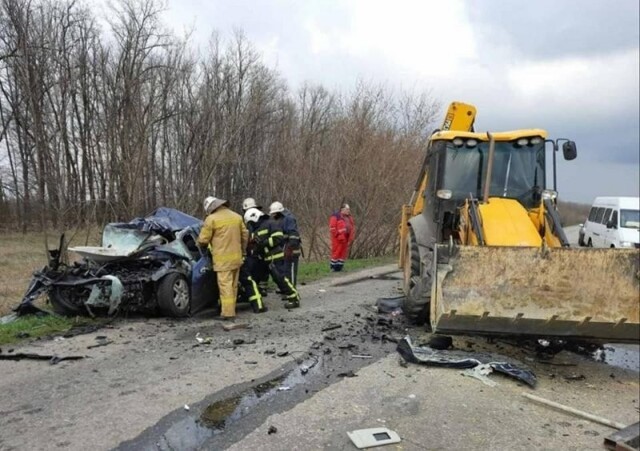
<box><xmin>197</xmin><ymin>196</ymin><xmax>248</xmax><ymax>319</ymax></box>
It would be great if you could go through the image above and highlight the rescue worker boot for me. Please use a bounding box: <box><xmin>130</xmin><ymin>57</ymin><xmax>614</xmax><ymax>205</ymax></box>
<box><xmin>258</xmin><ymin>281</ymin><xmax>269</xmax><ymax>297</ymax></box>
<box><xmin>282</xmin><ymin>291</ymin><xmax>300</xmax><ymax>309</ymax></box>
<box><xmin>250</xmin><ymin>297</ymin><xmax>268</xmax><ymax>313</ymax></box>
<box><xmin>284</xmin><ymin>298</ymin><xmax>300</xmax><ymax>309</ymax></box>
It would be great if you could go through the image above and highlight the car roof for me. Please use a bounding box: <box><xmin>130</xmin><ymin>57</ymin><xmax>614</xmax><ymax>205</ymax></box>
<box><xmin>591</xmin><ymin>197</ymin><xmax>639</xmax><ymax>209</ymax></box>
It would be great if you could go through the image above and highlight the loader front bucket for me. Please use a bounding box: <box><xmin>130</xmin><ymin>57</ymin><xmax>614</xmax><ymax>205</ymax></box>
<box><xmin>431</xmin><ymin>245</ymin><xmax>640</xmax><ymax>343</ymax></box>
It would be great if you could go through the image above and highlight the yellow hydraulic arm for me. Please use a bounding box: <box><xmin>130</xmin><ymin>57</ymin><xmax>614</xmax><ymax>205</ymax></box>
<box><xmin>399</xmin><ymin>102</ymin><xmax>476</xmax><ymax>268</ymax></box>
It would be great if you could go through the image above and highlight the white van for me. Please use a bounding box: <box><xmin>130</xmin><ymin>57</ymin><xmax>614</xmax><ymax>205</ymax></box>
<box><xmin>583</xmin><ymin>196</ymin><xmax>640</xmax><ymax>248</ymax></box>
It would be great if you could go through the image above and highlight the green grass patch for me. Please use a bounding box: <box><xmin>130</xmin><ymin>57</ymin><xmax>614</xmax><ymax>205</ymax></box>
<box><xmin>298</xmin><ymin>255</ymin><xmax>395</xmax><ymax>285</ymax></box>
<box><xmin>0</xmin><ymin>315</ymin><xmax>96</xmax><ymax>346</ymax></box>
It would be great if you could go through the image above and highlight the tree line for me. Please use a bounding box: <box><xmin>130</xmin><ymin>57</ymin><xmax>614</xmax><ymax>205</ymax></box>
<box><xmin>0</xmin><ymin>0</ymin><xmax>440</xmax><ymax>259</ymax></box>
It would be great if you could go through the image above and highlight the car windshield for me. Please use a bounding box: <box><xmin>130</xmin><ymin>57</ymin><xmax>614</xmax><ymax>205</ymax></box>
<box><xmin>441</xmin><ymin>140</ymin><xmax>545</xmax><ymax>207</ymax></box>
<box><xmin>620</xmin><ymin>209</ymin><xmax>640</xmax><ymax>229</ymax></box>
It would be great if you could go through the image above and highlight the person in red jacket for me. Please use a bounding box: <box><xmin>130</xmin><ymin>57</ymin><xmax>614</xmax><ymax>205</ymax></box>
<box><xmin>329</xmin><ymin>203</ymin><xmax>355</xmax><ymax>272</ymax></box>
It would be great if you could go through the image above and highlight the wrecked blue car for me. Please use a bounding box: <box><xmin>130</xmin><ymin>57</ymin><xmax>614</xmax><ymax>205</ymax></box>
<box><xmin>19</xmin><ymin>208</ymin><xmax>218</xmax><ymax>318</ymax></box>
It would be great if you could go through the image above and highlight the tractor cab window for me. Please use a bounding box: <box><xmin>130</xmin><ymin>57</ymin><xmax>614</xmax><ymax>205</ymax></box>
<box><xmin>441</xmin><ymin>139</ymin><xmax>545</xmax><ymax>208</ymax></box>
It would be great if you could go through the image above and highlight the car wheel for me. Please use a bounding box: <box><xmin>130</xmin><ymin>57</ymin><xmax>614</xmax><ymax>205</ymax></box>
<box><xmin>49</xmin><ymin>286</ymin><xmax>86</xmax><ymax>316</ymax></box>
<box><xmin>157</xmin><ymin>273</ymin><xmax>190</xmax><ymax>317</ymax></box>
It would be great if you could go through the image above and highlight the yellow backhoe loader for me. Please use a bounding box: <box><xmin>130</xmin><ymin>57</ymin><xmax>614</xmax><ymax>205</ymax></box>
<box><xmin>399</xmin><ymin>102</ymin><xmax>639</xmax><ymax>343</ymax></box>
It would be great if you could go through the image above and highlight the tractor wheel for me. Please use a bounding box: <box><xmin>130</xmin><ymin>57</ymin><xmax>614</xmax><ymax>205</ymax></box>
<box><xmin>402</xmin><ymin>229</ymin><xmax>430</xmax><ymax>325</ymax></box>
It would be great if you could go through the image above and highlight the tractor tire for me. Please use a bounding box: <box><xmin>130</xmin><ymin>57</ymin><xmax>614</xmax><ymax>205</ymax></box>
<box><xmin>402</xmin><ymin>229</ymin><xmax>430</xmax><ymax>326</ymax></box>
<box><xmin>48</xmin><ymin>286</ymin><xmax>86</xmax><ymax>316</ymax></box>
<box><xmin>157</xmin><ymin>273</ymin><xmax>191</xmax><ymax>318</ymax></box>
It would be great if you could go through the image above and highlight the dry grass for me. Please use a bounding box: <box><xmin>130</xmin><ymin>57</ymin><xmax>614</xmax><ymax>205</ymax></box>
<box><xmin>0</xmin><ymin>228</ymin><xmax>100</xmax><ymax>316</ymax></box>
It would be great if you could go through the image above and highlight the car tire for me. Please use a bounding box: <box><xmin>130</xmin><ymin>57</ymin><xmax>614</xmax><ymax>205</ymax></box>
<box><xmin>49</xmin><ymin>287</ymin><xmax>85</xmax><ymax>316</ymax></box>
<box><xmin>157</xmin><ymin>273</ymin><xmax>190</xmax><ymax>317</ymax></box>
<box><xmin>402</xmin><ymin>229</ymin><xmax>429</xmax><ymax>326</ymax></box>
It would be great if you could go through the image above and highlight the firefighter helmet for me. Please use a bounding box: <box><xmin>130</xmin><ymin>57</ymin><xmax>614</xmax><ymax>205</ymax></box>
<box><xmin>244</xmin><ymin>207</ymin><xmax>264</xmax><ymax>224</ymax></box>
<box><xmin>204</xmin><ymin>196</ymin><xmax>227</xmax><ymax>215</ymax></box>
<box><xmin>269</xmin><ymin>201</ymin><xmax>285</xmax><ymax>215</ymax></box>
<box><xmin>242</xmin><ymin>197</ymin><xmax>259</xmax><ymax>211</ymax></box>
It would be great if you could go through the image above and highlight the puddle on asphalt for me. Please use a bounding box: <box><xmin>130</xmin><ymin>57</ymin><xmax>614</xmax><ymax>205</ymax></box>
<box><xmin>150</xmin><ymin>356</ymin><xmax>322</xmax><ymax>451</ymax></box>
<box><xmin>595</xmin><ymin>344</ymin><xmax>640</xmax><ymax>372</ymax></box>
<box><xmin>199</xmin><ymin>375</ymin><xmax>287</xmax><ymax>430</ymax></box>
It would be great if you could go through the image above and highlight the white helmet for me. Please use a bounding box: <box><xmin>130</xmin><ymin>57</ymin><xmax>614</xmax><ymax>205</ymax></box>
<box><xmin>203</xmin><ymin>196</ymin><xmax>216</xmax><ymax>214</ymax></box>
<box><xmin>203</xmin><ymin>196</ymin><xmax>228</xmax><ymax>215</ymax></box>
<box><xmin>244</xmin><ymin>207</ymin><xmax>264</xmax><ymax>224</ymax></box>
<box><xmin>269</xmin><ymin>201</ymin><xmax>284</xmax><ymax>215</ymax></box>
<box><xmin>242</xmin><ymin>197</ymin><xmax>259</xmax><ymax>211</ymax></box>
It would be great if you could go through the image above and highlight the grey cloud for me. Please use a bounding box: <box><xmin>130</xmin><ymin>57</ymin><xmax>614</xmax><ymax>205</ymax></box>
<box><xmin>165</xmin><ymin>0</ymin><xmax>639</xmax><ymax>202</ymax></box>
<box><xmin>556</xmin><ymin>158</ymin><xmax>639</xmax><ymax>203</ymax></box>
<box><xmin>469</xmin><ymin>0</ymin><xmax>639</xmax><ymax>60</ymax></box>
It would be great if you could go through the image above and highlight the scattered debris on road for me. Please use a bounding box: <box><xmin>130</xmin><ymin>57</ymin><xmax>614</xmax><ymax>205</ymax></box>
<box><xmin>321</xmin><ymin>323</ymin><xmax>342</xmax><ymax>332</ymax></box>
<box><xmin>87</xmin><ymin>338</ymin><xmax>113</xmax><ymax>349</ymax></box>
<box><xmin>523</xmin><ymin>393</ymin><xmax>627</xmax><ymax>430</ymax></box>
<box><xmin>461</xmin><ymin>364</ymin><xmax>498</xmax><ymax>387</ymax></box>
<box><xmin>222</xmin><ymin>323</ymin><xmax>251</xmax><ymax>331</ymax></box>
<box><xmin>195</xmin><ymin>333</ymin><xmax>213</xmax><ymax>344</ymax></box>
<box><xmin>300</xmin><ymin>356</ymin><xmax>319</xmax><ymax>375</ymax></box>
<box><xmin>396</xmin><ymin>336</ymin><xmax>537</xmax><ymax>387</ymax></box>
<box><xmin>347</xmin><ymin>427</ymin><xmax>401</xmax><ymax>449</ymax></box>
<box><xmin>375</xmin><ymin>296</ymin><xmax>403</xmax><ymax>313</ymax></box>
<box><xmin>0</xmin><ymin>352</ymin><xmax>84</xmax><ymax>365</ymax></box>
<box><xmin>604</xmin><ymin>422</ymin><xmax>640</xmax><ymax>451</ymax></box>
<box><xmin>564</xmin><ymin>373</ymin><xmax>586</xmax><ymax>381</ymax></box>
<box><xmin>267</xmin><ymin>425</ymin><xmax>278</xmax><ymax>435</ymax></box>
<box><xmin>337</xmin><ymin>370</ymin><xmax>357</xmax><ymax>378</ymax></box>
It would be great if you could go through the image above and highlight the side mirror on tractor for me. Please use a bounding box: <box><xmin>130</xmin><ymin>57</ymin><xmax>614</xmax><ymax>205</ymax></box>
<box><xmin>562</xmin><ymin>141</ymin><xmax>577</xmax><ymax>160</ymax></box>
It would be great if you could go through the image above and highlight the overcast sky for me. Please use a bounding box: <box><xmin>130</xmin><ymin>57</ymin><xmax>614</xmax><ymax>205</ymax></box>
<box><xmin>161</xmin><ymin>0</ymin><xmax>639</xmax><ymax>204</ymax></box>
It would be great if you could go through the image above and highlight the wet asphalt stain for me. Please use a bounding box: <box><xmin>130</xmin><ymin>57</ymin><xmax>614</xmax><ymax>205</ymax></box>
<box><xmin>116</xmin><ymin>312</ymin><xmax>405</xmax><ymax>451</ymax></box>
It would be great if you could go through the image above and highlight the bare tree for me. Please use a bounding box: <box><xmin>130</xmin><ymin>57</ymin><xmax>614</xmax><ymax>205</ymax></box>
<box><xmin>0</xmin><ymin>0</ymin><xmax>440</xmax><ymax>259</ymax></box>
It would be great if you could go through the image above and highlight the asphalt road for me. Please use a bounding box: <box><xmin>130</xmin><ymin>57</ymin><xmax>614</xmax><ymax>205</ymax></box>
<box><xmin>1</xmin><ymin>260</ymin><xmax>638</xmax><ymax>451</ymax></box>
<box><xmin>564</xmin><ymin>224</ymin><xmax>581</xmax><ymax>246</ymax></box>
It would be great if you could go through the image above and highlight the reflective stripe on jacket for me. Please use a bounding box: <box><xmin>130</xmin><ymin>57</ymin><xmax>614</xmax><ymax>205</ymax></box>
<box><xmin>197</xmin><ymin>206</ymin><xmax>248</xmax><ymax>271</ymax></box>
<box><xmin>272</xmin><ymin>209</ymin><xmax>302</xmax><ymax>256</ymax></box>
<box><xmin>251</xmin><ymin>217</ymin><xmax>286</xmax><ymax>262</ymax></box>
